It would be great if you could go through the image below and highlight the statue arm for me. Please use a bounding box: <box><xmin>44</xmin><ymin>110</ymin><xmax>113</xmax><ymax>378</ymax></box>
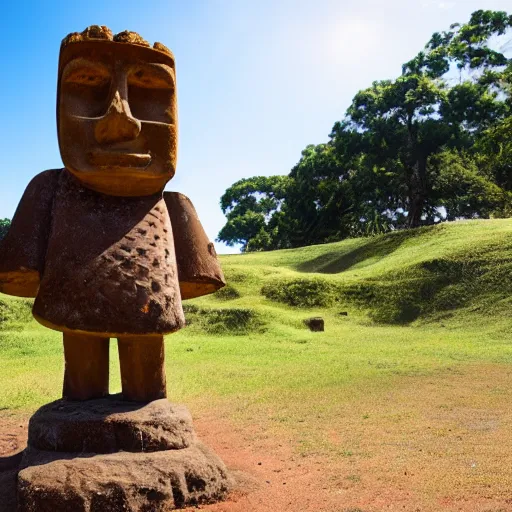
<box><xmin>164</xmin><ymin>192</ymin><xmax>225</xmax><ymax>300</ymax></box>
<box><xmin>0</xmin><ymin>169</ymin><xmax>61</xmax><ymax>297</ymax></box>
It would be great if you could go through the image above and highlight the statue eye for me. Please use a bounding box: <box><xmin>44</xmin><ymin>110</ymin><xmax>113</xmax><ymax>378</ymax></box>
<box><xmin>128</xmin><ymin>84</ymin><xmax>174</xmax><ymax>123</ymax></box>
<box><xmin>127</xmin><ymin>66</ymin><xmax>175</xmax><ymax>123</ymax></box>
<box><xmin>61</xmin><ymin>70</ymin><xmax>112</xmax><ymax>118</ymax></box>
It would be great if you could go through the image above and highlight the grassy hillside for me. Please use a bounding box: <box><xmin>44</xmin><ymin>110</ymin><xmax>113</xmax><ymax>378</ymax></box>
<box><xmin>1</xmin><ymin>218</ymin><xmax>512</xmax><ymax>433</ymax></box>
<box><xmin>217</xmin><ymin>218</ymin><xmax>512</xmax><ymax>326</ymax></box>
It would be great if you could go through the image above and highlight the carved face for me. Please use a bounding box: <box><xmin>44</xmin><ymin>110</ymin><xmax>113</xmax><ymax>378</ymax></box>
<box><xmin>58</xmin><ymin>42</ymin><xmax>177</xmax><ymax>196</ymax></box>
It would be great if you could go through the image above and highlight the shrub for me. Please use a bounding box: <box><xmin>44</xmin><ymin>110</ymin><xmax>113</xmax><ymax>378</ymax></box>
<box><xmin>261</xmin><ymin>278</ymin><xmax>340</xmax><ymax>308</ymax></box>
<box><xmin>183</xmin><ymin>305</ymin><xmax>265</xmax><ymax>335</ymax></box>
<box><xmin>0</xmin><ymin>297</ymin><xmax>33</xmax><ymax>331</ymax></box>
<box><xmin>214</xmin><ymin>285</ymin><xmax>241</xmax><ymax>300</ymax></box>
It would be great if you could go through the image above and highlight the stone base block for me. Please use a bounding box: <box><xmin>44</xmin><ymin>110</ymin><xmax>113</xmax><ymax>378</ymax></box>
<box><xmin>18</xmin><ymin>443</ymin><xmax>232</xmax><ymax>511</ymax></box>
<box><xmin>28</xmin><ymin>395</ymin><xmax>195</xmax><ymax>453</ymax></box>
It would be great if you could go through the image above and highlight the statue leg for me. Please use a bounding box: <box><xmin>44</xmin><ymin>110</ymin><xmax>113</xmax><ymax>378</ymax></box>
<box><xmin>117</xmin><ymin>335</ymin><xmax>167</xmax><ymax>402</ymax></box>
<box><xmin>63</xmin><ymin>333</ymin><xmax>110</xmax><ymax>400</ymax></box>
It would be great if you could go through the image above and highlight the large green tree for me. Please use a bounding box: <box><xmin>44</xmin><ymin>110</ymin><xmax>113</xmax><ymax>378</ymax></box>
<box><xmin>218</xmin><ymin>10</ymin><xmax>512</xmax><ymax>250</ymax></box>
<box><xmin>330</xmin><ymin>9</ymin><xmax>512</xmax><ymax>228</ymax></box>
<box><xmin>332</xmin><ymin>75</ymin><xmax>450</xmax><ymax>228</ymax></box>
<box><xmin>281</xmin><ymin>143</ymin><xmax>356</xmax><ymax>246</ymax></box>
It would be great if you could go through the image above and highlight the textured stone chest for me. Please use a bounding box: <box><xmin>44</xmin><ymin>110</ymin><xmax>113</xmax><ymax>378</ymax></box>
<box><xmin>33</xmin><ymin>170</ymin><xmax>185</xmax><ymax>336</ymax></box>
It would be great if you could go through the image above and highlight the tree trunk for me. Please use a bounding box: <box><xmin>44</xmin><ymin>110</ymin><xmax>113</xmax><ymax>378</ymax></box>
<box><xmin>404</xmin><ymin>112</ymin><xmax>427</xmax><ymax>229</ymax></box>
<box><xmin>407</xmin><ymin>156</ymin><xmax>428</xmax><ymax>228</ymax></box>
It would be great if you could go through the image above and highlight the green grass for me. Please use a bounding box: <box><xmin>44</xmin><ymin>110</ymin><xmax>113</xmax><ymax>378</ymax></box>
<box><xmin>1</xmin><ymin>219</ymin><xmax>512</xmax><ymax>443</ymax></box>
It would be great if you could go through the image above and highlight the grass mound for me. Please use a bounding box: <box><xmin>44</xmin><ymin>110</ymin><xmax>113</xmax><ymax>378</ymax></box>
<box><xmin>340</xmin><ymin>244</ymin><xmax>512</xmax><ymax>324</ymax></box>
<box><xmin>183</xmin><ymin>304</ymin><xmax>265</xmax><ymax>335</ymax></box>
<box><xmin>261</xmin><ymin>277</ymin><xmax>340</xmax><ymax>308</ymax></box>
<box><xmin>213</xmin><ymin>285</ymin><xmax>241</xmax><ymax>300</ymax></box>
<box><xmin>260</xmin><ymin>249</ymin><xmax>512</xmax><ymax>324</ymax></box>
<box><xmin>0</xmin><ymin>296</ymin><xmax>33</xmax><ymax>331</ymax></box>
<box><xmin>215</xmin><ymin>220</ymin><xmax>512</xmax><ymax>325</ymax></box>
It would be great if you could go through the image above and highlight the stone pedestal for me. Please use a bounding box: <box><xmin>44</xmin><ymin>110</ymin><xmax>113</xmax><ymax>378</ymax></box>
<box><xmin>17</xmin><ymin>396</ymin><xmax>232</xmax><ymax>511</ymax></box>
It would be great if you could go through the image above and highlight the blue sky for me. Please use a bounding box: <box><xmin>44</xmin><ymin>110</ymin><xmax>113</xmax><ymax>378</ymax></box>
<box><xmin>0</xmin><ymin>0</ymin><xmax>510</xmax><ymax>253</ymax></box>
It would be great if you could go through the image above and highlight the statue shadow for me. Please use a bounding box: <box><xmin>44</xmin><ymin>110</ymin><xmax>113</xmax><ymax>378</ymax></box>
<box><xmin>0</xmin><ymin>450</ymin><xmax>23</xmax><ymax>472</ymax></box>
<box><xmin>0</xmin><ymin>451</ymin><xmax>23</xmax><ymax>512</ymax></box>
<box><xmin>296</xmin><ymin>225</ymin><xmax>441</xmax><ymax>275</ymax></box>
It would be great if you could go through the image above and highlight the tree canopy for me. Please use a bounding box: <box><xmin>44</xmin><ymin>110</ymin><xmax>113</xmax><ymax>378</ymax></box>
<box><xmin>218</xmin><ymin>10</ymin><xmax>512</xmax><ymax>251</ymax></box>
<box><xmin>218</xmin><ymin>176</ymin><xmax>290</xmax><ymax>252</ymax></box>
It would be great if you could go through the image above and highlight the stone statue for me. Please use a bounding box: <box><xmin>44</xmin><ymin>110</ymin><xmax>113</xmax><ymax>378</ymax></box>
<box><xmin>0</xmin><ymin>26</ymin><xmax>232</xmax><ymax>510</ymax></box>
<box><xmin>0</xmin><ymin>25</ymin><xmax>225</xmax><ymax>403</ymax></box>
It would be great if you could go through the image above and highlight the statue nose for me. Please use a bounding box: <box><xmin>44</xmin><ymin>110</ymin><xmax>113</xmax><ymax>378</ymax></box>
<box><xmin>94</xmin><ymin>91</ymin><xmax>141</xmax><ymax>144</ymax></box>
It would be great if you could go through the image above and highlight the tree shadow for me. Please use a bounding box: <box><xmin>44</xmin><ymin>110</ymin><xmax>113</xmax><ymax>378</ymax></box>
<box><xmin>297</xmin><ymin>225</ymin><xmax>442</xmax><ymax>274</ymax></box>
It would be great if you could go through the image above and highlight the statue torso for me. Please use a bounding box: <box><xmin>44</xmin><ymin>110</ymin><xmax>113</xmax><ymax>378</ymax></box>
<box><xmin>33</xmin><ymin>170</ymin><xmax>185</xmax><ymax>336</ymax></box>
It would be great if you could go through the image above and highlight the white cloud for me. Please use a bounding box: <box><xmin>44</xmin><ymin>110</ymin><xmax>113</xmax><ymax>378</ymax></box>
<box><xmin>325</xmin><ymin>18</ymin><xmax>381</xmax><ymax>62</ymax></box>
<box><xmin>422</xmin><ymin>0</ymin><xmax>456</xmax><ymax>9</ymax></box>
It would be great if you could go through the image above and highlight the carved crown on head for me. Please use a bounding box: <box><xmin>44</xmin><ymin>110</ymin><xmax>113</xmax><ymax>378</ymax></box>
<box><xmin>61</xmin><ymin>25</ymin><xmax>174</xmax><ymax>59</ymax></box>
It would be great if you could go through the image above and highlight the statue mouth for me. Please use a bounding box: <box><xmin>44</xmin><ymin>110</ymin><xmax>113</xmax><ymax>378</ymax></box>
<box><xmin>88</xmin><ymin>150</ymin><xmax>152</xmax><ymax>168</ymax></box>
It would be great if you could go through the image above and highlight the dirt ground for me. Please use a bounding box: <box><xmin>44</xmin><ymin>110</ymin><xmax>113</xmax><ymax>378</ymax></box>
<box><xmin>1</xmin><ymin>364</ymin><xmax>512</xmax><ymax>512</ymax></box>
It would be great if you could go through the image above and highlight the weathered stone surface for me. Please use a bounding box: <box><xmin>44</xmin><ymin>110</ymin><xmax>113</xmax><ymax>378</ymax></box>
<box><xmin>63</xmin><ymin>334</ymin><xmax>110</xmax><ymax>401</ymax></box>
<box><xmin>117</xmin><ymin>336</ymin><xmax>167</xmax><ymax>402</ymax></box>
<box><xmin>28</xmin><ymin>397</ymin><xmax>195</xmax><ymax>454</ymax></box>
<box><xmin>165</xmin><ymin>192</ymin><xmax>226</xmax><ymax>300</ymax></box>
<box><xmin>18</xmin><ymin>443</ymin><xmax>232</xmax><ymax>512</ymax></box>
<box><xmin>304</xmin><ymin>317</ymin><xmax>325</xmax><ymax>332</ymax></box>
<box><xmin>58</xmin><ymin>33</ymin><xmax>178</xmax><ymax>198</ymax></box>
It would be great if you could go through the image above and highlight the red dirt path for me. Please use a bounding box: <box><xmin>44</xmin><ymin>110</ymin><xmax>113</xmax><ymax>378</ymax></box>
<box><xmin>1</xmin><ymin>364</ymin><xmax>512</xmax><ymax>511</ymax></box>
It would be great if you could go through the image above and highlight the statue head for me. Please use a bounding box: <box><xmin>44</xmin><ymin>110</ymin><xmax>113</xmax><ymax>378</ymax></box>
<box><xmin>57</xmin><ymin>26</ymin><xmax>177</xmax><ymax>196</ymax></box>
